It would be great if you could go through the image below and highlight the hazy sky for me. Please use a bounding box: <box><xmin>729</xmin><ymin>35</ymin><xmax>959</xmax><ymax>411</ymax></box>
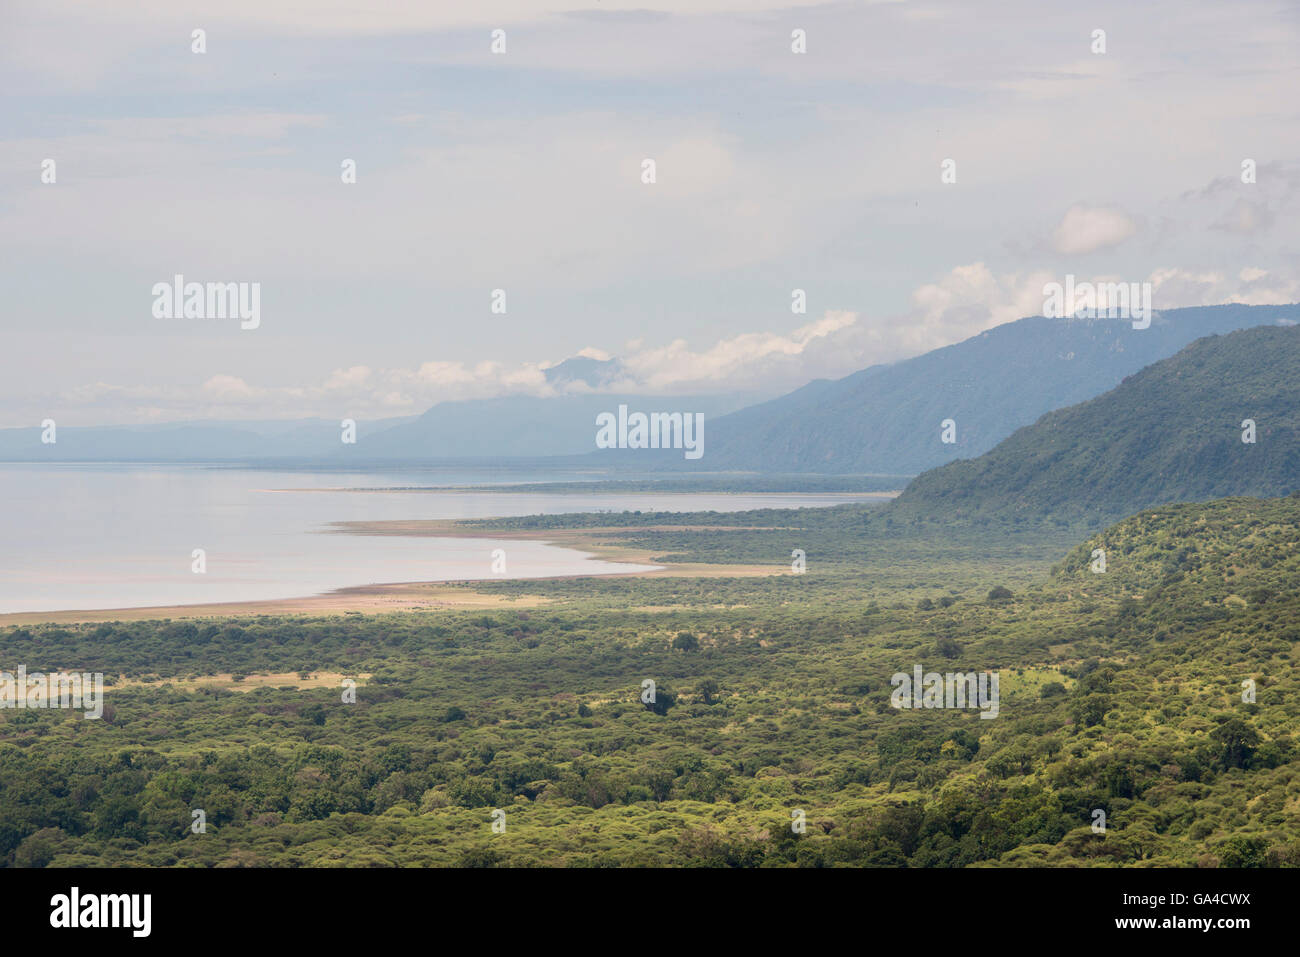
<box><xmin>3</xmin><ymin>0</ymin><xmax>1298</xmax><ymax>426</ymax></box>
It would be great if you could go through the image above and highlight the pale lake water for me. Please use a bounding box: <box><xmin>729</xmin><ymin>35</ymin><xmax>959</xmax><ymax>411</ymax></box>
<box><xmin>0</xmin><ymin>464</ymin><xmax>875</xmax><ymax>613</ymax></box>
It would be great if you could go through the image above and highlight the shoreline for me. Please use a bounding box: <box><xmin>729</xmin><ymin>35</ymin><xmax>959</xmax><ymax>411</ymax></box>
<box><xmin>263</xmin><ymin>487</ymin><xmax>901</xmax><ymax>497</ymax></box>
<box><xmin>0</xmin><ymin>581</ymin><xmax>554</xmax><ymax>627</ymax></box>
<box><xmin>1</xmin><ymin>520</ymin><xmax>779</xmax><ymax>625</ymax></box>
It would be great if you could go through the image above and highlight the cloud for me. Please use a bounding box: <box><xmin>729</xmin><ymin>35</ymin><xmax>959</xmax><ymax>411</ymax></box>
<box><xmin>1050</xmin><ymin>204</ymin><xmax>1139</xmax><ymax>255</ymax></box>
<box><xmin>1</xmin><ymin>113</ymin><xmax>793</xmax><ymax>286</ymax></box>
<box><xmin>24</xmin><ymin>255</ymin><xmax>1300</xmax><ymax>427</ymax></box>
<box><xmin>324</xmin><ymin>365</ymin><xmax>372</xmax><ymax>389</ymax></box>
<box><xmin>1148</xmin><ymin>266</ymin><xmax>1300</xmax><ymax>307</ymax></box>
<box><xmin>1211</xmin><ymin>198</ymin><xmax>1275</xmax><ymax>235</ymax></box>
<box><xmin>619</xmin><ymin>311</ymin><xmax>859</xmax><ymax>393</ymax></box>
<box><xmin>4</xmin><ymin>0</ymin><xmax>1300</xmax><ymax>429</ymax></box>
<box><xmin>201</xmin><ymin>374</ymin><xmax>264</xmax><ymax>400</ymax></box>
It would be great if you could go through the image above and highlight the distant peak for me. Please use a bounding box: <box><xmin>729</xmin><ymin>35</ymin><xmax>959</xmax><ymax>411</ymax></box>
<box><xmin>543</xmin><ymin>356</ymin><xmax>627</xmax><ymax>389</ymax></box>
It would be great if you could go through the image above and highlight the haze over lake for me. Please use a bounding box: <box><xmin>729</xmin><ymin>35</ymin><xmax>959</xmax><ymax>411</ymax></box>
<box><xmin>0</xmin><ymin>465</ymin><xmax>873</xmax><ymax>614</ymax></box>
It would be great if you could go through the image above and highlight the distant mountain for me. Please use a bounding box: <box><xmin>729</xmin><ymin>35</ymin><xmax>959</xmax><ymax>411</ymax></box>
<box><xmin>0</xmin><ymin>392</ymin><xmax>757</xmax><ymax>463</ymax></box>
<box><xmin>543</xmin><ymin>356</ymin><xmax>626</xmax><ymax>390</ymax></box>
<box><xmin>347</xmin><ymin>393</ymin><xmax>753</xmax><ymax>460</ymax></box>
<box><xmin>890</xmin><ymin>324</ymin><xmax>1300</xmax><ymax>526</ymax></box>
<box><xmin>703</xmin><ymin>303</ymin><xmax>1300</xmax><ymax>474</ymax></box>
<box><xmin>10</xmin><ymin>310</ymin><xmax>1298</xmax><ymax>469</ymax></box>
<box><xmin>0</xmin><ymin>338</ymin><xmax>765</xmax><ymax>461</ymax></box>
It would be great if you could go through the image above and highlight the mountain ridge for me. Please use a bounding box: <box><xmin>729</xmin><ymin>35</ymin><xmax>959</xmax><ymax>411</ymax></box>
<box><xmin>889</xmin><ymin>324</ymin><xmax>1300</xmax><ymax>526</ymax></box>
<box><xmin>703</xmin><ymin>303</ymin><xmax>1300</xmax><ymax>474</ymax></box>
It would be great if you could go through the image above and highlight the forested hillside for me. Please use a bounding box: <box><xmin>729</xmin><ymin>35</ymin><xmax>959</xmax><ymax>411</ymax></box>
<box><xmin>892</xmin><ymin>325</ymin><xmax>1300</xmax><ymax>527</ymax></box>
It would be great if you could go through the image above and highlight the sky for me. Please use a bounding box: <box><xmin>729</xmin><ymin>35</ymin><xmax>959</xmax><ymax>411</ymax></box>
<box><xmin>2</xmin><ymin>0</ymin><xmax>1299</xmax><ymax>426</ymax></box>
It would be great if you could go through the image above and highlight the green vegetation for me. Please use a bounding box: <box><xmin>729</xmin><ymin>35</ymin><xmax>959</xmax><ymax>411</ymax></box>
<box><xmin>894</xmin><ymin>325</ymin><xmax>1300</xmax><ymax>528</ymax></box>
<box><xmin>3</xmin><ymin>493</ymin><xmax>1299</xmax><ymax>867</ymax></box>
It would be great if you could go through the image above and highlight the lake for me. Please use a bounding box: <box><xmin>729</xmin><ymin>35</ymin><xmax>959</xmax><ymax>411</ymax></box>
<box><xmin>0</xmin><ymin>464</ymin><xmax>875</xmax><ymax>613</ymax></box>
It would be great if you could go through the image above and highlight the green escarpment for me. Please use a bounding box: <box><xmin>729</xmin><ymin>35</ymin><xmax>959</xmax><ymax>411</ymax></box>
<box><xmin>892</xmin><ymin>324</ymin><xmax>1300</xmax><ymax>528</ymax></box>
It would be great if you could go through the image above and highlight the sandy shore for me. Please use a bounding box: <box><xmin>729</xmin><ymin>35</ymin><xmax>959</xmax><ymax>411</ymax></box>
<box><xmin>0</xmin><ymin>581</ymin><xmax>554</xmax><ymax>626</ymax></box>
<box><xmin>328</xmin><ymin>518</ymin><xmax>779</xmax><ymax>577</ymax></box>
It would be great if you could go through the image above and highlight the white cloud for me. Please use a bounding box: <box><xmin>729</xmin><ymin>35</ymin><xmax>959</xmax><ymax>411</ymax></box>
<box><xmin>619</xmin><ymin>311</ymin><xmax>858</xmax><ymax>392</ymax></box>
<box><xmin>1050</xmin><ymin>204</ymin><xmax>1139</xmax><ymax>255</ymax></box>
<box><xmin>202</xmin><ymin>374</ymin><xmax>263</xmax><ymax>400</ymax></box>
<box><xmin>23</xmin><ymin>256</ymin><xmax>1300</xmax><ymax>427</ymax></box>
<box><xmin>1148</xmin><ymin>266</ymin><xmax>1300</xmax><ymax>307</ymax></box>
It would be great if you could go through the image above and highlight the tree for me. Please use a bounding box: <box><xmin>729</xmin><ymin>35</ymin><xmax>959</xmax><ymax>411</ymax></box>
<box><xmin>1217</xmin><ymin>836</ymin><xmax>1268</xmax><ymax>868</ymax></box>
<box><xmin>458</xmin><ymin>847</ymin><xmax>500</xmax><ymax>868</ymax></box>
<box><xmin>1071</xmin><ymin>694</ymin><xmax>1110</xmax><ymax>729</ymax></box>
<box><xmin>645</xmin><ymin>688</ymin><xmax>677</xmax><ymax>716</ymax></box>
<box><xmin>14</xmin><ymin>829</ymin><xmax>61</xmax><ymax>868</ymax></box>
<box><xmin>1210</xmin><ymin>717</ymin><xmax>1260</xmax><ymax>770</ymax></box>
<box><xmin>672</xmin><ymin>632</ymin><xmax>700</xmax><ymax>652</ymax></box>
